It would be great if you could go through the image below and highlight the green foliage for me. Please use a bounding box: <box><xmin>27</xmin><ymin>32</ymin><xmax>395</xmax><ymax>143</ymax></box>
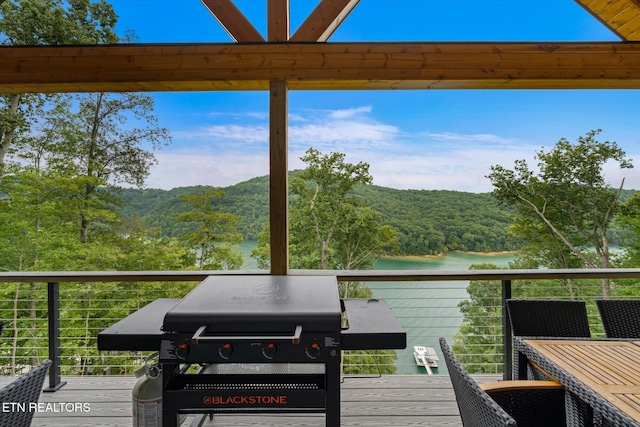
<box><xmin>616</xmin><ymin>193</ymin><xmax>640</xmax><ymax>268</ymax></box>
<box><xmin>487</xmin><ymin>130</ymin><xmax>633</xmax><ymax>297</ymax></box>
<box><xmin>453</xmin><ymin>260</ymin><xmax>616</xmax><ymax>374</ymax></box>
<box><xmin>455</xmin><ymin>130</ymin><xmax>639</xmax><ymax>373</ymax></box>
<box><xmin>356</xmin><ymin>185</ymin><xmax>519</xmax><ymax>254</ymax></box>
<box><xmin>172</xmin><ymin>188</ymin><xmax>244</xmax><ymax>270</ymax></box>
<box><xmin>113</xmin><ymin>176</ymin><xmax>531</xmax><ymax>256</ymax></box>
<box><xmin>0</xmin><ymin>0</ymin><xmax>120</xmax><ymax>176</ymax></box>
<box><xmin>0</xmin><ymin>0</ymin><xmax>118</xmax><ymax>45</ymax></box>
<box><xmin>454</xmin><ymin>264</ymin><xmax>504</xmax><ymax>374</ymax></box>
<box><xmin>288</xmin><ymin>148</ymin><xmax>388</xmax><ymax>270</ymax></box>
<box><xmin>115</xmin><ymin>180</ymin><xmax>271</xmax><ymax>241</ymax></box>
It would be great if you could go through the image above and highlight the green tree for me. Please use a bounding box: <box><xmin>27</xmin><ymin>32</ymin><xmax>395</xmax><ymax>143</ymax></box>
<box><xmin>0</xmin><ymin>1</ymin><xmax>179</xmax><ymax>373</ymax></box>
<box><xmin>37</xmin><ymin>92</ymin><xmax>171</xmax><ymax>242</ymax></box>
<box><xmin>173</xmin><ymin>188</ymin><xmax>244</xmax><ymax>270</ymax></box>
<box><xmin>0</xmin><ymin>0</ymin><xmax>119</xmax><ymax>177</ymax></box>
<box><xmin>615</xmin><ymin>193</ymin><xmax>640</xmax><ymax>297</ymax></box>
<box><xmin>618</xmin><ymin>194</ymin><xmax>640</xmax><ymax>264</ymax></box>
<box><xmin>487</xmin><ymin>130</ymin><xmax>633</xmax><ymax>297</ymax></box>
<box><xmin>287</xmin><ymin>148</ymin><xmax>398</xmax><ymax>273</ymax></box>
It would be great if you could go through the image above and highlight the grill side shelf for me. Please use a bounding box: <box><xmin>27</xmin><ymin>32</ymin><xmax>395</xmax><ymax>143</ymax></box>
<box><xmin>340</xmin><ymin>298</ymin><xmax>407</xmax><ymax>350</ymax></box>
<box><xmin>98</xmin><ymin>298</ymin><xmax>180</xmax><ymax>351</ymax></box>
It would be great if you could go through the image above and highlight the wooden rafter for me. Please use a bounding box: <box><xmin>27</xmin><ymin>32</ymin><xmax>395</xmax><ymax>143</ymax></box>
<box><xmin>267</xmin><ymin>0</ymin><xmax>290</xmax><ymax>41</ymax></box>
<box><xmin>201</xmin><ymin>0</ymin><xmax>264</xmax><ymax>42</ymax></box>
<box><xmin>3</xmin><ymin>42</ymin><xmax>640</xmax><ymax>93</ymax></box>
<box><xmin>290</xmin><ymin>0</ymin><xmax>360</xmax><ymax>42</ymax></box>
<box><xmin>574</xmin><ymin>0</ymin><xmax>640</xmax><ymax>41</ymax></box>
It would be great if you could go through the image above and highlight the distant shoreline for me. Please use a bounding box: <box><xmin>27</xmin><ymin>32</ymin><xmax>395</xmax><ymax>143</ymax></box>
<box><xmin>383</xmin><ymin>250</ymin><xmax>518</xmax><ymax>261</ymax></box>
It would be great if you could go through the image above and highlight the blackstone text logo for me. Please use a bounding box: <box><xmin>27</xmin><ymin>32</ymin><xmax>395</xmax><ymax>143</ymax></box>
<box><xmin>202</xmin><ymin>395</ymin><xmax>287</xmax><ymax>405</ymax></box>
<box><xmin>253</xmin><ymin>283</ymin><xmax>280</xmax><ymax>295</ymax></box>
<box><xmin>2</xmin><ymin>402</ymin><xmax>91</xmax><ymax>413</ymax></box>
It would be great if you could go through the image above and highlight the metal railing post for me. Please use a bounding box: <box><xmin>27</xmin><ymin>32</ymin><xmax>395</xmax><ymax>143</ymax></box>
<box><xmin>44</xmin><ymin>281</ymin><xmax>67</xmax><ymax>392</ymax></box>
<box><xmin>502</xmin><ymin>279</ymin><xmax>512</xmax><ymax>380</ymax></box>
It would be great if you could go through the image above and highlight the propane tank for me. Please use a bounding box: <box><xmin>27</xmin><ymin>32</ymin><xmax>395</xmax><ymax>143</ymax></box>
<box><xmin>132</xmin><ymin>356</ymin><xmax>162</xmax><ymax>427</ymax></box>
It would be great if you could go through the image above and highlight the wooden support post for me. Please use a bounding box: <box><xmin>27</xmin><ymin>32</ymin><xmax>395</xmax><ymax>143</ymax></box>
<box><xmin>269</xmin><ymin>80</ymin><xmax>289</xmax><ymax>275</ymax></box>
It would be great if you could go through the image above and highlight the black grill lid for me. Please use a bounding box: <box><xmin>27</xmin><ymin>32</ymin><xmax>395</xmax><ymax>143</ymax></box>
<box><xmin>162</xmin><ymin>275</ymin><xmax>341</xmax><ymax>333</ymax></box>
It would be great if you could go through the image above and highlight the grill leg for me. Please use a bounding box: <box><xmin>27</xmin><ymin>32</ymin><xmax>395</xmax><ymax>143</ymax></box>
<box><xmin>163</xmin><ymin>363</ymin><xmax>180</xmax><ymax>427</ymax></box>
<box><xmin>326</xmin><ymin>359</ymin><xmax>340</xmax><ymax>427</ymax></box>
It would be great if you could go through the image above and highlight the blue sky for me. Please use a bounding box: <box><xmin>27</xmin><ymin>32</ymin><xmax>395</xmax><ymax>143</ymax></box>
<box><xmin>108</xmin><ymin>0</ymin><xmax>639</xmax><ymax>192</ymax></box>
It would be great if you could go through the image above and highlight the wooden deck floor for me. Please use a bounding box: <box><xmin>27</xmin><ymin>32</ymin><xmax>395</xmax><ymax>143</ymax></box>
<box><xmin>0</xmin><ymin>374</ymin><xmax>502</xmax><ymax>426</ymax></box>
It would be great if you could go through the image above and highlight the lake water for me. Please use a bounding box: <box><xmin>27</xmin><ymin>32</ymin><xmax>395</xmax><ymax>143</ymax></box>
<box><xmin>240</xmin><ymin>241</ymin><xmax>517</xmax><ymax>374</ymax></box>
<box><xmin>370</xmin><ymin>252</ymin><xmax>516</xmax><ymax>374</ymax></box>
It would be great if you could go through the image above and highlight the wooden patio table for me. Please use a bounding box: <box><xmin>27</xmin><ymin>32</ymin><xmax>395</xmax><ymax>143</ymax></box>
<box><xmin>514</xmin><ymin>338</ymin><xmax>640</xmax><ymax>427</ymax></box>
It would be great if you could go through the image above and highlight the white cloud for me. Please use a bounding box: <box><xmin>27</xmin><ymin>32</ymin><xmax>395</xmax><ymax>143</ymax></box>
<box><xmin>145</xmin><ymin>150</ymin><xmax>268</xmax><ymax>190</ymax></box>
<box><xmin>328</xmin><ymin>106</ymin><xmax>373</xmax><ymax>119</ymax></box>
<box><xmin>173</xmin><ymin>125</ymin><xmax>268</xmax><ymax>144</ymax></box>
<box><xmin>421</xmin><ymin>131</ymin><xmax>521</xmax><ymax>147</ymax></box>
<box><xmin>145</xmin><ymin>107</ymin><xmax>559</xmax><ymax>193</ymax></box>
<box><xmin>290</xmin><ymin>121</ymin><xmax>399</xmax><ymax>148</ymax></box>
<box><xmin>345</xmin><ymin>139</ymin><xmax>540</xmax><ymax>192</ymax></box>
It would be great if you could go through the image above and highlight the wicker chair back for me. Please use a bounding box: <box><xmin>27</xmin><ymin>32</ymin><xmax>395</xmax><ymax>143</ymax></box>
<box><xmin>0</xmin><ymin>359</ymin><xmax>52</xmax><ymax>427</ymax></box>
<box><xmin>596</xmin><ymin>299</ymin><xmax>640</xmax><ymax>338</ymax></box>
<box><xmin>507</xmin><ymin>299</ymin><xmax>591</xmax><ymax>338</ymax></box>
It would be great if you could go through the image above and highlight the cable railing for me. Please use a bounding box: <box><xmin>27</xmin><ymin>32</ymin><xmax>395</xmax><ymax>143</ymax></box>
<box><xmin>1</xmin><ymin>268</ymin><xmax>640</xmax><ymax>391</ymax></box>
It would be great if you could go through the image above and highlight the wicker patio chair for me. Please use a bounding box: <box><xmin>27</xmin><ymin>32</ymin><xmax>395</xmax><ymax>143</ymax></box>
<box><xmin>0</xmin><ymin>359</ymin><xmax>52</xmax><ymax>427</ymax></box>
<box><xmin>440</xmin><ymin>338</ymin><xmax>566</xmax><ymax>427</ymax></box>
<box><xmin>506</xmin><ymin>299</ymin><xmax>591</xmax><ymax>338</ymax></box>
<box><xmin>507</xmin><ymin>299</ymin><xmax>591</xmax><ymax>380</ymax></box>
<box><xmin>596</xmin><ymin>299</ymin><xmax>640</xmax><ymax>338</ymax></box>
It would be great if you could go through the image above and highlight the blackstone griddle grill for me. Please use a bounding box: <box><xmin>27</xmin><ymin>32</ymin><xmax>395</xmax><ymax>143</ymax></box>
<box><xmin>98</xmin><ymin>275</ymin><xmax>406</xmax><ymax>427</ymax></box>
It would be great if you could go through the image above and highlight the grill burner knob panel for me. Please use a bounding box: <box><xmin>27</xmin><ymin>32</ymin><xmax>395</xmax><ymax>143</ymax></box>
<box><xmin>176</xmin><ymin>342</ymin><xmax>191</xmax><ymax>359</ymax></box>
<box><xmin>218</xmin><ymin>343</ymin><xmax>234</xmax><ymax>359</ymax></box>
<box><xmin>306</xmin><ymin>342</ymin><xmax>321</xmax><ymax>359</ymax></box>
<box><xmin>262</xmin><ymin>342</ymin><xmax>278</xmax><ymax>359</ymax></box>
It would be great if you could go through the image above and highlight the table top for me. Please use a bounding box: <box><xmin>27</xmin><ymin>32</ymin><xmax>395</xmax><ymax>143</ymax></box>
<box><xmin>519</xmin><ymin>338</ymin><xmax>640</xmax><ymax>425</ymax></box>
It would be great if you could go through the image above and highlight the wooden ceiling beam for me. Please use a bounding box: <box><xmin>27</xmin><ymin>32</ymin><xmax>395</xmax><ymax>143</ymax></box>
<box><xmin>267</xmin><ymin>0</ymin><xmax>289</xmax><ymax>41</ymax></box>
<box><xmin>201</xmin><ymin>0</ymin><xmax>264</xmax><ymax>42</ymax></box>
<box><xmin>290</xmin><ymin>0</ymin><xmax>360</xmax><ymax>42</ymax></box>
<box><xmin>3</xmin><ymin>42</ymin><xmax>640</xmax><ymax>93</ymax></box>
<box><xmin>574</xmin><ymin>0</ymin><xmax>640</xmax><ymax>41</ymax></box>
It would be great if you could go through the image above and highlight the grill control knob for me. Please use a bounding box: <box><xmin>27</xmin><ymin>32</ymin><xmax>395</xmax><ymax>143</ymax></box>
<box><xmin>219</xmin><ymin>343</ymin><xmax>234</xmax><ymax>359</ymax></box>
<box><xmin>176</xmin><ymin>342</ymin><xmax>191</xmax><ymax>360</ymax></box>
<box><xmin>262</xmin><ymin>342</ymin><xmax>278</xmax><ymax>359</ymax></box>
<box><xmin>306</xmin><ymin>342</ymin><xmax>321</xmax><ymax>359</ymax></box>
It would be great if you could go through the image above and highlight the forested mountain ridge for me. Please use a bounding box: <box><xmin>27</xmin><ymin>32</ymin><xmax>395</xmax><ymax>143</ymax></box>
<box><xmin>354</xmin><ymin>185</ymin><xmax>518</xmax><ymax>254</ymax></box>
<box><xmin>112</xmin><ymin>176</ymin><xmax>638</xmax><ymax>256</ymax></box>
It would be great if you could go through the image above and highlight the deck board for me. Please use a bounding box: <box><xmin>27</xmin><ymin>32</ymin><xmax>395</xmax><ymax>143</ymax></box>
<box><xmin>0</xmin><ymin>374</ymin><xmax>501</xmax><ymax>426</ymax></box>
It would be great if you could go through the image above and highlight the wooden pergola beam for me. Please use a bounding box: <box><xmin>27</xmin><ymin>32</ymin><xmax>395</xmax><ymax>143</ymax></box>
<box><xmin>574</xmin><ymin>0</ymin><xmax>640</xmax><ymax>41</ymax></box>
<box><xmin>290</xmin><ymin>0</ymin><xmax>360</xmax><ymax>42</ymax></box>
<box><xmin>267</xmin><ymin>0</ymin><xmax>289</xmax><ymax>42</ymax></box>
<box><xmin>3</xmin><ymin>42</ymin><xmax>640</xmax><ymax>93</ymax></box>
<box><xmin>201</xmin><ymin>0</ymin><xmax>264</xmax><ymax>42</ymax></box>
